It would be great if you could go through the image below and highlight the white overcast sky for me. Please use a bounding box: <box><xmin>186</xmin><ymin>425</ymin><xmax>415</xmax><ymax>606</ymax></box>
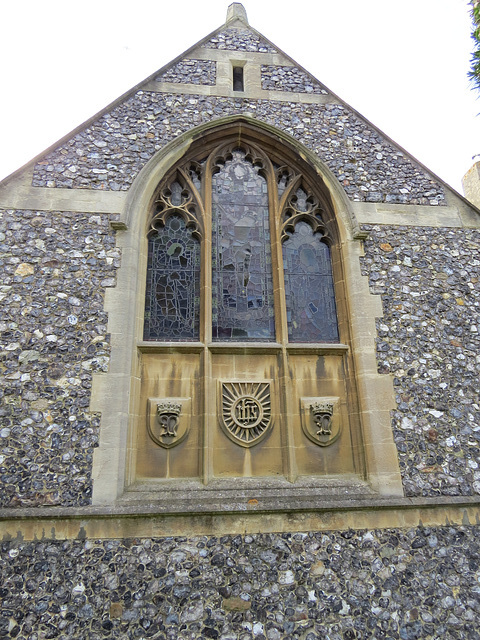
<box><xmin>1</xmin><ymin>0</ymin><xmax>479</xmax><ymax>194</ymax></box>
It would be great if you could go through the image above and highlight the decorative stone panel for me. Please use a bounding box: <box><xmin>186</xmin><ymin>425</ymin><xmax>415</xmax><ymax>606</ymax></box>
<box><xmin>202</xmin><ymin>28</ymin><xmax>277</xmax><ymax>52</ymax></box>
<box><xmin>300</xmin><ymin>397</ymin><xmax>341</xmax><ymax>447</ymax></box>
<box><xmin>0</xmin><ymin>208</ymin><xmax>120</xmax><ymax>507</ymax></box>
<box><xmin>1</xmin><ymin>526</ymin><xmax>480</xmax><ymax>638</ymax></box>
<box><xmin>31</xmin><ymin>92</ymin><xmax>446</xmax><ymax>206</ymax></box>
<box><xmin>155</xmin><ymin>59</ymin><xmax>216</xmax><ymax>85</ymax></box>
<box><xmin>219</xmin><ymin>381</ymin><xmax>272</xmax><ymax>447</ymax></box>
<box><xmin>147</xmin><ymin>397</ymin><xmax>191</xmax><ymax>449</ymax></box>
<box><xmin>361</xmin><ymin>224</ymin><xmax>480</xmax><ymax>497</ymax></box>
<box><xmin>261</xmin><ymin>65</ymin><xmax>329</xmax><ymax>95</ymax></box>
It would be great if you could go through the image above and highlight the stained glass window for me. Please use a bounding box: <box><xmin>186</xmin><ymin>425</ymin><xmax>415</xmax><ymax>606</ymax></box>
<box><xmin>143</xmin><ymin>214</ymin><xmax>200</xmax><ymax>340</ymax></box>
<box><xmin>283</xmin><ymin>221</ymin><xmax>339</xmax><ymax>342</ymax></box>
<box><xmin>211</xmin><ymin>149</ymin><xmax>275</xmax><ymax>341</ymax></box>
<box><xmin>144</xmin><ymin>143</ymin><xmax>339</xmax><ymax>344</ymax></box>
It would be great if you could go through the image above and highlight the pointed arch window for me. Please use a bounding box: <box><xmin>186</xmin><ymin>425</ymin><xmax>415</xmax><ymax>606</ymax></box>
<box><xmin>131</xmin><ymin>129</ymin><xmax>367</xmax><ymax>486</ymax></box>
<box><xmin>143</xmin><ymin>142</ymin><xmax>339</xmax><ymax>345</ymax></box>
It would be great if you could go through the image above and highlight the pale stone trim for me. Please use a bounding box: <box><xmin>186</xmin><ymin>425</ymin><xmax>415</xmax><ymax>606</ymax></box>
<box><xmin>0</xmin><ymin>168</ymin><xmax>127</xmax><ymax>214</ymax></box>
<box><xmin>91</xmin><ymin>138</ymin><xmax>189</xmax><ymax>504</ymax></box>
<box><xmin>462</xmin><ymin>160</ymin><xmax>480</xmax><ymax>209</ymax></box>
<box><xmin>142</xmin><ymin>80</ymin><xmax>337</xmax><ymax>105</ymax></box>
<box><xmin>1</xmin><ymin>501</ymin><xmax>480</xmax><ymax>540</ymax></box>
<box><xmin>184</xmin><ymin>49</ymin><xmax>293</xmax><ymax>66</ymax></box>
<box><xmin>352</xmin><ymin>201</ymin><xmax>480</xmax><ymax>229</ymax></box>
<box><xmin>226</xmin><ymin>2</ymin><xmax>248</xmax><ymax>25</ymax></box>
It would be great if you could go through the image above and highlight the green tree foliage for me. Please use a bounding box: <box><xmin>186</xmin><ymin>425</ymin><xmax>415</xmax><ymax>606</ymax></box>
<box><xmin>470</xmin><ymin>0</ymin><xmax>480</xmax><ymax>91</ymax></box>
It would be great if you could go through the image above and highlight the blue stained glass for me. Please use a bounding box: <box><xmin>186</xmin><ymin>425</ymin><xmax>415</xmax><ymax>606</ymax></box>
<box><xmin>212</xmin><ymin>149</ymin><xmax>275</xmax><ymax>341</ymax></box>
<box><xmin>144</xmin><ymin>215</ymin><xmax>200</xmax><ymax>340</ymax></box>
<box><xmin>283</xmin><ymin>221</ymin><xmax>339</xmax><ymax>342</ymax></box>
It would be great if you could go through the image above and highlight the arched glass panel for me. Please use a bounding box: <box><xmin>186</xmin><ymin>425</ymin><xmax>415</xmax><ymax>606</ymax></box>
<box><xmin>144</xmin><ymin>214</ymin><xmax>200</xmax><ymax>340</ymax></box>
<box><xmin>283</xmin><ymin>221</ymin><xmax>338</xmax><ymax>342</ymax></box>
<box><xmin>212</xmin><ymin>149</ymin><xmax>275</xmax><ymax>341</ymax></box>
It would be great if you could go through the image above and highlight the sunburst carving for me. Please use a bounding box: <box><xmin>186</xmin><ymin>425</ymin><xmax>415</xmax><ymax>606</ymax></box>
<box><xmin>220</xmin><ymin>382</ymin><xmax>272</xmax><ymax>447</ymax></box>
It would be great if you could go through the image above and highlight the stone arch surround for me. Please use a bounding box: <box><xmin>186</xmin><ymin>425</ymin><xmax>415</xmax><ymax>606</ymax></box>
<box><xmin>90</xmin><ymin>116</ymin><xmax>403</xmax><ymax>505</ymax></box>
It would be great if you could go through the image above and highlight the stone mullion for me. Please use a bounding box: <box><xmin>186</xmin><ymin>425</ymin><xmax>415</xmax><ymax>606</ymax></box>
<box><xmin>267</xmin><ymin>166</ymin><xmax>298</xmax><ymax>482</ymax></box>
<box><xmin>201</xmin><ymin>155</ymin><xmax>214</xmax><ymax>484</ymax></box>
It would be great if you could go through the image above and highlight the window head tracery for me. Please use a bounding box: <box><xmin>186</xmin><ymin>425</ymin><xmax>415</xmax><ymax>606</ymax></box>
<box><xmin>150</xmin><ymin>169</ymin><xmax>204</xmax><ymax>240</ymax></box>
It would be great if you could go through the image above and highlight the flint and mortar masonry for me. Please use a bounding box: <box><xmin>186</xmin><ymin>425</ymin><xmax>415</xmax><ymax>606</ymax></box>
<box><xmin>1</xmin><ymin>527</ymin><xmax>479</xmax><ymax>639</ymax></box>
<box><xmin>361</xmin><ymin>225</ymin><xmax>480</xmax><ymax>497</ymax></box>
<box><xmin>203</xmin><ymin>28</ymin><xmax>277</xmax><ymax>53</ymax></box>
<box><xmin>261</xmin><ymin>65</ymin><xmax>329</xmax><ymax>95</ymax></box>
<box><xmin>32</xmin><ymin>92</ymin><xmax>446</xmax><ymax>206</ymax></box>
<box><xmin>0</xmin><ymin>208</ymin><xmax>120</xmax><ymax>507</ymax></box>
<box><xmin>156</xmin><ymin>59</ymin><xmax>217</xmax><ymax>85</ymax></box>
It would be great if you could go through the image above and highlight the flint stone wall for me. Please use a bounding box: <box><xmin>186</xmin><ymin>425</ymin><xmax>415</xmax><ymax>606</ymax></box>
<box><xmin>31</xmin><ymin>92</ymin><xmax>446</xmax><ymax>206</ymax></box>
<box><xmin>362</xmin><ymin>225</ymin><xmax>480</xmax><ymax>497</ymax></box>
<box><xmin>1</xmin><ymin>526</ymin><xmax>479</xmax><ymax>640</ymax></box>
<box><xmin>202</xmin><ymin>29</ymin><xmax>277</xmax><ymax>53</ymax></box>
<box><xmin>0</xmin><ymin>208</ymin><xmax>120</xmax><ymax>508</ymax></box>
<box><xmin>261</xmin><ymin>65</ymin><xmax>329</xmax><ymax>95</ymax></box>
<box><xmin>155</xmin><ymin>60</ymin><xmax>216</xmax><ymax>85</ymax></box>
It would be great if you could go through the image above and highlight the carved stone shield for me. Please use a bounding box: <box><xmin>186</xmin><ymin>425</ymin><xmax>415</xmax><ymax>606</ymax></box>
<box><xmin>147</xmin><ymin>397</ymin><xmax>191</xmax><ymax>449</ymax></box>
<box><xmin>220</xmin><ymin>381</ymin><xmax>272</xmax><ymax>447</ymax></box>
<box><xmin>300</xmin><ymin>397</ymin><xmax>341</xmax><ymax>447</ymax></box>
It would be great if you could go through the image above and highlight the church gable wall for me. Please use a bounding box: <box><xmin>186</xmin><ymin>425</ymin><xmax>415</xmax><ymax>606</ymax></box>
<box><xmin>1</xmin><ymin>19</ymin><xmax>477</xmax><ymax>506</ymax></box>
<box><xmin>24</xmin><ymin>18</ymin><xmax>447</xmax><ymax>206</ymax></box>
<box><xmin>2</xmin><ymin>7</ymin><xmax>480</xmax><ymax>637</ymax></box>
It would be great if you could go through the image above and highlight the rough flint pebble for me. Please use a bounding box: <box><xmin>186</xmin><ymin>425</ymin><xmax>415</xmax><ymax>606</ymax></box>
<box><xmin>261</xmin><ymin>65</ymin><xmax>329</xmax><ymax>95</ymax></box>
<box><xmin>1</xmin><ymin>527</ymin><xmax>480</xmax><ymax>639</ymax></box>
<box><xmin>0</xmin><ymin>208</ymin><xmax>120</xmax><ymax>507</ymax></box>
<box><xmin>156</xmin><ymin>59</ymin><xmax>216</xmax><ymax>85</ymax></box>
<box><xmin>32</xmin><ymin>92</ymin><xmax>446</xmax><ymax>207</ymax></box>
<box><xmin>361</xmin><ymin>225</ymin><xmax>480</xmax><ymax>496</ymax></box>
<box><xmin>203</xmin><ymin>29</ymin><xmax>277</xmax><ymax>52</ymax></box>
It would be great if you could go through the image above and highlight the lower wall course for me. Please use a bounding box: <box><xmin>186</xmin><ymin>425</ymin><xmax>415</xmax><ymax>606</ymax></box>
<box><xmin>1</xmin><ymin>525</ymin><xmax>479</xmax><ymax>639</ymax></box>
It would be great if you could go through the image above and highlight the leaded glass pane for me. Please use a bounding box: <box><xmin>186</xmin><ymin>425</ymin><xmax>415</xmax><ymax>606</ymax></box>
<box><xmin>283</xmin><ymin>221</ymin><xmax>339</xmax><ymax>342</ymax></box>
<box><xmin>212</xmin><ymin>149</ymin><xmax>275</xmax><ymax>341</ymax></box>
<box><xmin>144</xmin><ymin>214</ymin><xmax>200</xmax><ymax>340</ymax></box>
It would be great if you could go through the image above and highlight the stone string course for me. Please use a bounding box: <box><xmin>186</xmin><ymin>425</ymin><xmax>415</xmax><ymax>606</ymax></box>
<box><xmin>261</xmin><ymin>65</ymin><xmax>329</xmax><ymax>95</ymax></box>
<box><xmin>155</xmin><ymin>60</ymin><xmax>216</xmax><ymax>85</ymax></box>
<box><xmin>32</xmin><ymin>92</ymin><xmax>446</xmax><ymax>206</ymax></box>
<box><xmin>1</xmin><ymin>527</ymin><xmax>480</xmax><ymax>639</ymax></box>
<box><xmin>202</xmin><ymin>29</ymin><xmax>277</xmax><ymax>53</ymax></box>
<box><xmin>0</xmin><ymin>209</ymin><xmax>120</xmax><ymax>508</ymax></box>
<box><xmin>361</xmin><ymin>225</ymin><xmax>480</xmax><ymax>497</ymax></box>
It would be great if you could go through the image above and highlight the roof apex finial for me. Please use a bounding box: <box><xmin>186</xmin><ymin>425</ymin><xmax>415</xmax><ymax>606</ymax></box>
<box><xmin>226</xmin><ymin>3</ymin><xmax>248</xmax><ymax>25</ymax></box>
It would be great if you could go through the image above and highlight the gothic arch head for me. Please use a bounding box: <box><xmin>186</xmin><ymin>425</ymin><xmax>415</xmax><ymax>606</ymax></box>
<box><xmin>123</xmin><ymin>115</ymin><xmax>361</xmax><ymax>242</ymax></box>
